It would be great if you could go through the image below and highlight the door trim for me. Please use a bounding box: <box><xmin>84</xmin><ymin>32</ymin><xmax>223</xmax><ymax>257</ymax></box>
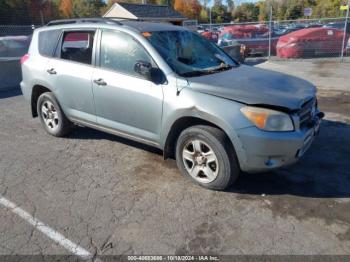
<box><xmin>70</xmin><ymin>117</ymin><xmax>161</xmax><ymax>148</ymax></box>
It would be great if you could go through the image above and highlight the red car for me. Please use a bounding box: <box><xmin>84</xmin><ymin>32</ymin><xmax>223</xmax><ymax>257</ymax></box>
<box><xmin>201</xmin><ymin>31</ymin><xmax>219</xmax><ymax>43</ymax></box>
<box><xmin>221</xmin><ymin>24</ymin><xmax>269</xmax><ymax>39</ymax></box>
<box><xmin>277</xmin><ymin>28</ymin><xmax>350</xmax><ymax>58</ymax></box>
<box><xmin>219</xmin><ymin>31</ymin><xmax>279</xmax><ymax>56</ymax></box>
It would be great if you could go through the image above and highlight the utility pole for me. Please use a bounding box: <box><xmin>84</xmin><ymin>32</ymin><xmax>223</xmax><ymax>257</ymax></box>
<box><xmin>341</xmin><ymin>0</ymin><xmax>350</xmax><ymax>62</ymax></box>
<box><xmin>268</xmin><ymin>5</ymin><xmax>273</xmax><ymax>59</ymax></box>
<box><xmin>209</xmin><ymin>7</ymin><xmax>212</xmax><ymax>31</ymax></box>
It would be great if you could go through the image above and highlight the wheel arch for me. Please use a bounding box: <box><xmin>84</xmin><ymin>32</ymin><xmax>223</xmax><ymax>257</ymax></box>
<box><xmin>162</xmin><ymin>116</ymin><xmax>242</xmax><ymax>166</ymax></box>
<box><xmin>31</xmin><ymin>85</ymin><xmax>52</xmax><ymax>117</ymax></box>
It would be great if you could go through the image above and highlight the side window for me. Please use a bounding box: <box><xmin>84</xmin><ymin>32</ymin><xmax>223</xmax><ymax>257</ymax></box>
<box><xmin>100</xmin><ymin>30</ymin><xmax>154</xmax><ymax>76</ymax></box>
<box><xmin>38</xmin><ymin>30</ymin><xmax>61</xmax><ymax>57</ymax></box>
<box><xmin>60</xmin><ymin>31</ymin><xmax>95</xmax><ymax>65</ymax></box>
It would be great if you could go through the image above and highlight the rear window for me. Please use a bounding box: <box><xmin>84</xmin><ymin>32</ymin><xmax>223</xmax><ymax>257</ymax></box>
<box><xmin>59</xmin><ymin>31</ymin><xmax>95</xmax><ymax>65</ymax></box>
<box><xmin>38</xmin><ymin>30</ymin><xmax>61</xmax><ymax>57</ymax></box>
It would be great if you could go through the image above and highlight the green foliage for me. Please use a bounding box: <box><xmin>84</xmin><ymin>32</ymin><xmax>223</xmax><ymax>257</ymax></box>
<box><xmin>256</xmin><ymin>0</ymin><xmax>345</xmax><ymax>21</ymax></box>
<box><xmin>199</xmin><ymin>8</ymin><xmax>209</xmax><ymax>22</ymax></box>
<box><xmin>71</xmin><ymin>0</ymin><xmax>106</xmax><ymax>18</ymax></box>
<box><xmin>233</xmin><ymin>3</ymin><xmax>259</xmax><ymax>22</ymax></box>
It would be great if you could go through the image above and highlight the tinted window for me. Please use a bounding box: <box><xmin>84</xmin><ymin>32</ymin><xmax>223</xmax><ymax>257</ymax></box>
<box><xmin>38</xmin><ymin>30</ymin><xmax>61</xmax><ymax>57</ymax></box>
<box><xmin>60</xmin><ymin>31</ymin><xmax>95</xmax><ymax>65</ymax></box>
<box><xmin>100</xmin><ymin>30</ymin><xmax>154</xmax><ymax>76</ymax></box>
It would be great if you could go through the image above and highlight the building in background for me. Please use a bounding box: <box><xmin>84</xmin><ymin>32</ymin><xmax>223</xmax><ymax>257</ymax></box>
<box><xmin>103</xmin><ymin>2</ymin><xmax>186</xmax><ymax>26</ymax></box>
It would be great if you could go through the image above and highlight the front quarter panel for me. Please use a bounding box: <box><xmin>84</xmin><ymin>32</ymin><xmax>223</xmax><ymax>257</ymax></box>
<box><xmin>161</xmin><ymin>75</ymin><xmax>254</xmax><ymax>168</ymax></box>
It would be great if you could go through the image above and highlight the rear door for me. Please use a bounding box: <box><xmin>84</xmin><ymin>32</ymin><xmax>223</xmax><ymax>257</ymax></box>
<box><xmin>46</xmin><ymin>29</ymin><xmax>97</xmax><ymax>123</ymax></box>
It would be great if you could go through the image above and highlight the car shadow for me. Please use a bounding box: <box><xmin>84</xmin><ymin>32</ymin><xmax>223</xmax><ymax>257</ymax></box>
<box><xmin>68</xmin><ymin>126</ymin><xmax>163</xmax><ymax>156</ymax></box>
<box><xmin>0</xmin><ymin>88</ymin><xmax>22</xmax><ymax>99</ymax></box>
<box><xmin>69</xmin><ymin>119</ymin><xmax>350</xmax><ymax>198</ymax></box>
<box><xmin>230</xmin><ymin>119</ymin><xmax>350</xmax><ymax>198</ymax></box>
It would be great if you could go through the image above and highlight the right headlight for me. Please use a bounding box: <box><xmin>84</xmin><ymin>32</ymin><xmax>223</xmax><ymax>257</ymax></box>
<box><xmin>240</xmin><ymin>106</ymin><xmax>294</xmax><ymax>132</ymax></box>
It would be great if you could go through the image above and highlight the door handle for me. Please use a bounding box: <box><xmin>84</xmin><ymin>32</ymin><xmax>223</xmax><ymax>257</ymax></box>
<box><xmin>93</xmin><ymin>78</ymin><xmax>107</xmax><ymax>86</ymax></box>
<box><xmin>47</xmin><ymin>68</ymin><xmax>57</xmax><ymax>75</ymax></box>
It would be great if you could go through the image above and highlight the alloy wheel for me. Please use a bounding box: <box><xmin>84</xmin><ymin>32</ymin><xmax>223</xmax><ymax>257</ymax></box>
<box><xmin>182</xmin><ymin>139</ymin><xmax>219</xmax><ymax>184</ymax></box>
<box><xmin>41</xmin><ymin>101</ymin><xmax>59</xmax><ymax>132</ymax></box>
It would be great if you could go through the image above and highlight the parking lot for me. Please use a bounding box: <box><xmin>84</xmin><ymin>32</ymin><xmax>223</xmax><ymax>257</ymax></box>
<box><xmin>0</xmin><ymin>59</ymin><xmax>349</xmax><ymax>258</ymax></box>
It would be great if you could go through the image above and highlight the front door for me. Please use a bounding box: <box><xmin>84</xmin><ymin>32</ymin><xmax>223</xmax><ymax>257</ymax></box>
<box><xmin>92</xmin><ymin>29</ymin><xmax>164</xmax><ymax>144</ymax></box>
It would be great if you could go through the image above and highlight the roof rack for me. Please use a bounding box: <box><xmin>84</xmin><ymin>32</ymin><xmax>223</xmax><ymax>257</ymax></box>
<box><xmin>106</xmin><ymin>17</ymin><xmax>142</xmax><ymax>21</ymax></box>
<box><xmin>46</xmin><ymin>18</ymin><xmax>123</xmax><ymax>27</ymax></box>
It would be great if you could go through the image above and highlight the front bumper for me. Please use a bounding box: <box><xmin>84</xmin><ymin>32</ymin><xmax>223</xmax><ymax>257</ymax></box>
<box><xmin>236</xmin><ymin>114</ymin><xmax>322</xmax><ymax>173</ymax></box>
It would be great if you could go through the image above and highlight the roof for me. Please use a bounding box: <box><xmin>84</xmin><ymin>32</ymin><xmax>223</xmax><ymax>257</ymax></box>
<box><xmin>123</xmin><ymin>21</ymin><xmax>186</xmax><ymax>32</ymax></box>
<box><xmin>42</xmin><ymin>19</ymin><xmax>188</xmax><ymax>34</ymax></box>
<box><xmin>284</xmin><ymin>27</ymin><xmax>343</xmax><ymax>38</ymax></box>
<box><xmin>106</xmin><ymin>3</ymin><xmax>186</xmax><ymax>20</ymax></box>
<box><xmin>278</xmin><ymin>27</ymin><xmax>348</xmax><ymax>42</ymax></box>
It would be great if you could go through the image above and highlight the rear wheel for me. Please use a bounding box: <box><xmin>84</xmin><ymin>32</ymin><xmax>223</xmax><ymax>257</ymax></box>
<box><xmin>176</xmin><ymin>125</ymin><xmax>240</xmax><ymax>191</ymax></box>
<box><xmin>37</xmin><ymin>92</ymin><xmax>73</xmax><ymax>137</ymax></box>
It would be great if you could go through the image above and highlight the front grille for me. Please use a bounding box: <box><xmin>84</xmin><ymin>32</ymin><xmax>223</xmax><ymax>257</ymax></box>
<box><xmin>299</xmin><ymin>98</ymin><xmax>316</xmax><ymax>128</ymax></box>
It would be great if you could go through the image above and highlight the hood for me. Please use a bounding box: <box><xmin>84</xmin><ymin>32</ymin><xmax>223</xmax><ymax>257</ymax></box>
<box><xmin>187</xmin><ymin>65</ymin><xmax>316</xmax><ymax>111</ymax></box>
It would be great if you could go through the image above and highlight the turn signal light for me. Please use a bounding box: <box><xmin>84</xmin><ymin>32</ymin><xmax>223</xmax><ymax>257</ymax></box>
<box><xmin>20</xmin><ymin>54</ymin><xmax>29</xmax><ymax>65</ymax></box>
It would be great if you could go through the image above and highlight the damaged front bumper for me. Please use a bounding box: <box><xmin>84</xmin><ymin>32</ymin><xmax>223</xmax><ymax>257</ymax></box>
<box><xmin>236</xmin><ymin>111</ymin><xmax>324</xmax><ymax>173</ymax></box>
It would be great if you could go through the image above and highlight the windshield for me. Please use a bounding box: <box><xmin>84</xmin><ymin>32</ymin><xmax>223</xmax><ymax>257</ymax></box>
<box><xmin>145</xmin><ymin>30</ymin><xmax>238</xmax><ymax>77</ymax></box>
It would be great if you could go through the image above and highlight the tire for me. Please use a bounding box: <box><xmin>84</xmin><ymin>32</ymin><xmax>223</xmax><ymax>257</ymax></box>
<box><xmin>175</xmin><ymin>125</ymin><xmax>240</xmax><ymax>191</ymax></box>
<box><xmin>37</xmin><ymin>92</ymin><xmax>73</xmax><ymax>137</ymax></box>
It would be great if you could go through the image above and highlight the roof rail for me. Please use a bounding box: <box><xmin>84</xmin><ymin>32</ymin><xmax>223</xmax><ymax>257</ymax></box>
<box><xmin>105</xmin><ymin>17</ymin><xmax>142</xmax><ymax>21</ymax></box>
<box><xmin>46</xmin><ymin>18</ymin><xmax>123</xmax><ymax>27</ymax></box>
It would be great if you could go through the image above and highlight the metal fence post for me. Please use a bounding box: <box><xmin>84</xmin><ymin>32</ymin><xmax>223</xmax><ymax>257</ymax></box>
<box><xmin>268</xmin><ymin>6</ymin><xmax>273</xmax><ymax>59</ymax></box>
<box><xmin>341</xmin><ymin>0</ymin><xmax>350</xmax><ymax>62</ymax></box>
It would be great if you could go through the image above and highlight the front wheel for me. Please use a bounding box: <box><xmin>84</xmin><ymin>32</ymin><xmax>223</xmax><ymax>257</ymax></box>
<box><xmin>176</xmin><ymin>125</ymin><xmax>240</xmax><ymax>191</ymax></box>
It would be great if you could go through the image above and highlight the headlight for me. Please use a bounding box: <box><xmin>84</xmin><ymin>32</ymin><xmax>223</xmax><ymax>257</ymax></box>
<box><xmin>240</xmin><ymin>106</ymin><xmax>294</xmax><ymax>131</ymax></box>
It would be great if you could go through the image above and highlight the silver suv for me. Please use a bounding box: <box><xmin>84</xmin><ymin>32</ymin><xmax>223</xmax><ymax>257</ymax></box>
<box><xmin>21</xmin><ymin>18</ymin><xmax>324</xmax><ymax>190</ymax></box>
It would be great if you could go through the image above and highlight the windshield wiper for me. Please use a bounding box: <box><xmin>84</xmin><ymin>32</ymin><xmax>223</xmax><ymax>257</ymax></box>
<box><xmin>180</xmin><ymin>70</ymin><xmax>209</xmax><ymax>77</ymax></box>
<box><xmin>180</xmin><ymin>63</ymin><xmax>234</xmax><ymax>78</ymax></box>
<box><xmin>208</xmin><ymin>64</ymin><xmax>233</xmax><ymax>73</ymax></box>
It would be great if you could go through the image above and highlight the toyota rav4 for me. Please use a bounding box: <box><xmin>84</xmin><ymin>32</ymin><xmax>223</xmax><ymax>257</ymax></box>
<box><xmin>20</xmin><ymin>18</ymin><xmax>324</xmax><ymax>190</ymax></box>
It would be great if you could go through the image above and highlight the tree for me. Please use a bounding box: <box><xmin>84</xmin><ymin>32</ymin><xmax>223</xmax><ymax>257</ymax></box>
<box><xmin>227</xmin><ymin>0</ymin><xmax>235</xmax><ymax>13</ymax></box>
<box><xmin>174</xmin><ymin>0</ymin><xmax>201</xmax><ymax>19</ymax></box>
<box><xmin>232</xmin><ymin>3</ymin><xmax>259</xmax><ymax>22</ymax></box>
<box><xmin>59</xmin><ymin>0</ymin><xmax>73</xmax><ymax>18</ymax></box>
<box><xmin>199</xmin><ymin>7</ymin><xmax>209</xmax><ymax>22</ymax></box>
<box><xmin>211</xmin><ymin>0</ymin><xmax>231</xmax><ymax>23</ymax></box>
<box><xmin>70</xmin><ymin>0</ymin><xmax>105</xmax><ymax>18</ymax></box>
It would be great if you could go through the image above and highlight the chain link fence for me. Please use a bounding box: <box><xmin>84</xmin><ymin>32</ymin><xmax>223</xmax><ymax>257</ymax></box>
<box><xmin>200</xmin><ymin>16</ymin><xmax>350</xmax><ymax>62</ymax></box>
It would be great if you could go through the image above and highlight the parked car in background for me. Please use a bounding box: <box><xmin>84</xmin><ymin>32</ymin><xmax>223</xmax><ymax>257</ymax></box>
<box><xmin>277</xmin><ymin>28</ymin><xmax>349</xmax><ymax>58</ymax></box>
<box><xmin>219</xmin><ymin>31</ymin><xmax>279</xmax><ymax>56</ymax></box>
<box><xmin>218</xmin><ymin>37</ymin><xmax>246</xmax><ymax>63</ymax></box>
<box><xmin>199</xmin><ymin>31</ymin><xmax>246</xmax><ymax>62</ymax></box>
<box><xmin>197</xmin><ymin>25</ymin><xmax>205</xmax><ymax>34</ymax></box>
<box><xmin>221</xmin><ymin>24</ymin><xmax>269</xmax><ymax>39</ymax></box>
<box><xmin>0</xmin><ymin>35</ymin><xmax>31</xmax><ymax>57</ymax></box>
<box><xmin>201</xmin><ymin>31</ymin><xmax>219</xmax><ymax>43</ymax></box>
<box><xmin>323</xmin><ymin>22</ymin><xmax>350</xmax><ymax>34</ymax></box>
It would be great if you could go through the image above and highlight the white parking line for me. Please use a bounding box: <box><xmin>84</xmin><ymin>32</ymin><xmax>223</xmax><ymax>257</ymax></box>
<box><xmin>0</xmin><ymin>196</ymin><xmax>94</xmax><ymax>259</ymax></box>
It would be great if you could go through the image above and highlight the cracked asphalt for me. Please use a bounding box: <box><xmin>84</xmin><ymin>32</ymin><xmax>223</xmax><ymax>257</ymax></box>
<box><xmin>0</xmin><ymin>60</ymin><xmax>349</xmax><ymax>256</ymax></box>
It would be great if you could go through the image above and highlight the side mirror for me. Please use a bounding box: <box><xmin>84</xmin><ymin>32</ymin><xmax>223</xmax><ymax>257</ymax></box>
<box><xmin>134</xmin><ymin>61</ymin><xmax>166</xmax><ymax>85</ymax></box>
<box><xmin>150</xmin><ymin>68</ymin><xmax>167</xmax><ymax>85</ymax></box>
<box><xmin>134</xmin><ymin>60</ymin><xmax>152</xmax><ymax>78</ymax></box>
